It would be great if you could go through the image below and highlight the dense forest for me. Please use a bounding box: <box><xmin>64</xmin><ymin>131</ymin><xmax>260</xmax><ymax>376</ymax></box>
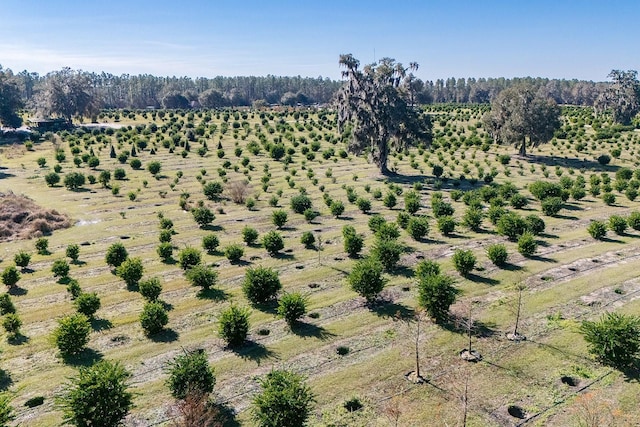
<box><xmin>1</xmin><ymin>65</ymin><xmax>612</xmax><ymax>113</ymax></box>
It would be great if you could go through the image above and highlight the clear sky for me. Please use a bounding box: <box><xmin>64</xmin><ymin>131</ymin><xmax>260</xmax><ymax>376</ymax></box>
<box><xmin>0</xmin><ymin>0</ymin><xmax>638</xmax><ymax>82</ymax></box>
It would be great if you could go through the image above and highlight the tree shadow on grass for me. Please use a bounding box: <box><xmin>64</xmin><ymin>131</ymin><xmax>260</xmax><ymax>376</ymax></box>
<box><xmin>252</xmin><ymin>301</ymin><xmax>278</xmax><ymax>315</ymax></box>
<box><xmin>90</xmin><ymin>318</ymin><xmax>113</xmax><ymax>332</ymax></box>
<box><xmin>538</xmin><ymin>232</ymin><xmax>559</xmax><ymax>239</ymax></box>
<box><xmin>621</xmin><ymin>362</ymin><xmax>640</xmax><ymax>383</ymax></box>
<box><xmin>554</xmin><ymin>213</ymin><xmax>580</xmax><ymax>221</ymax></box>
<box><xmin>599</xmin><ymin>236</ymin><xmax>624</xmax><ymax>244</ymax></box>
<box><xmin>63</xmin><ymin>348</ymin><xmax>103</xmax><ymax>367</ymax></box>
<box><xmin>150</xmin><ymin>328</ymin><xmax>179</xmax><ymax>343</ymax></box>
<box><xmin>202</xmin><ymin>224</ymin><xmax>224</xmax><ymax>232</ymax></box>
<box><xmin>526</xmin><ymin>254</ymin><xmax>556</xmax><ymax>263</ymax></box>
<box><xmin>229</xmin><ymin>259</ymin><xmax>252</xmax><ymax>267</ymax></box>
<box><xmin>160</xmin><ymin>300</ymin><xmax>174</xmax><ymax>311</ymax></box>
<box><xmin>465</xmin><ymin>273</ymin><xmax>500</xmax><ymax>286</ymax></box>
<box><xmin>232</xmin><ymin>340</ymin><xmax>277</xmax><ymax>366</ymax></box>
<box><xmin>443</xmin><ymin>315</ymin><xmax>500</xmax><ymax>339</ymax></box>
<box><xmin>0</xmin><ymin>369</ymin><xmax>12</xmax><ymax>391</ymax></box>
<box><xmin>291</xmin><ymin>321</ymin><xmax>336</xmax><ymax>341</ymax></box>
<box><xmin>272</xmin><ymin>252</ymin><xmax>294</xmax><ymax>261</ymax></box>
<box><xmin>216</xmin><ymin>401</ymin><xmax>241</xmax><ymax>427</ymax></box>
<box><xmin>7</xmin><ymin>286</ymin><xmax>27</xmax><ymax>296</ymax></box>
<box><xmin>371</xmin><ymin>301</ymin><xmax>415</xmax><ymax>320</ymax></box>
<box><xmin>390</xmin><ymin>265</ymin><xmax>415</xmax><ymax>279</ymax></box>
<box><xmin>501</xmin><ymin>262</ymin><xmax>524</xmax><ymax>272</ymax></box>
<box><xmin>197</xmin><ymin>288</ymin><xmax>229</xmax><ymax>302</ymax></box>
<box><xmin>7</xmin><ymin>333</ymin><xmax>29</xmax><ymax>346</ymax></box>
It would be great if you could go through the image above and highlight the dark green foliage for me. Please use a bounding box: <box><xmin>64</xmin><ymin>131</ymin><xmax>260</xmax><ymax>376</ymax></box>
<box><xmin>371</xmin><ymin>238</ymin><xmax>403</xmax><ymax>271</ymax></box>
<box><xmin>262</xmin><ymin>230</ymin><xmax>285</xmax><ymax>255</ymax></box>
<box><xmin>64</xmin><ymin>172</ymin><xmax>86</xmax><ymax>190</ymax></box>
<box><xmin>383</xmin><ymin>192</ymin><xmax>397</xmax><ymax>209</ymax></box>
<box><xmin>113</xmin><ymin>168</ymin><xmax>126</xmax><ymax>180</ymax></box>
<box><xmin>13</xmin><ymin>251</ymin><xmax>31</xmax><ymax>268</ymax></box>
<box><xmin>105</xmin><ymin>242</ymin><xmax>128</xmax><ymax>268</ymax></box>
<box><xmin>140</xmin><ymin>302</ymin><xmax>168</xmax><ymax>335</ymax></box>
<box><xmin>218</xmin><ymin>305</ymin><xmax>250</xmax><ymax>347</ymax></box>
<box><xmin>0</xmin><ymin>394</ymin><xmax>13</xmax><ymax>426</ymax></box>
<box><xmin>139</xmin><ymin>277</ymin><xmax>162</xmax><ymax>302</ymax></box>
<box><xmin>375</xmin><ymin>221</ymin><xmax>401</xmax><ymax>241</ymax></box>
<box><xmin>186</xmin><ymin>265</ymin><xmax>218</xmax><ymax>290</ymax></box>
<box><xmin>528</xmin><ymin>181</ymin><xmax>562</xmax><ymax>201</ymax></box>
<box><xmin>524</xmin><ymin>214</ymin><xmax>546</xmax><ymax>235</ymax></box>
<box><xmin>242</xmin><ymin>226</ymin><xmax>259</xmax><ymax>245</ymax></box>
<box><xmin>224</xmin><ymin>244</ymin><xmax>245</xmax><ymax>262</ymax></box>
<box><xmin>330</xmin><ymin>200</ymin><xmax>345</xmax><ymax>217</ymax></box>
<box><xmin>487</xmin><ymin>205</ymin><xmax>507</xmax><ymax>225</ymax></box>
<box><xmin>166</xmin><ymin>349</ymin><xmax>215</xmax><ymax>400</ymax></box>
<box><xmin>496</xmin><ymin>212</ymin><xmax>527</xmax><ymax>241</ymax></box>
<box><xmin>290</xmin><ymin>194</ymin><xmax>312</xmax><ymax>214</ymax></box>
<box><xmin>52</xmin><ymin>313</ymin><xmax>91</xmax><ymax>356</ymax></box>
<box><xmin>74</xmin><ymin>292</ymin><xmax>101</xmax><ymax>318</ymax></box>
<box><xmin>252</xmin><ymin>369</ymin><xmax>314</xmax><ymax>427</ymax></box>
<box><xmin>342</xmin><ymin>225</ymin><xmax>364</xmax><ymax>257</ymax></box>
<box><xmin>347</xmin><ymin>257</ymin><xmax>386</xmax><ymax>303</ymax></box>
<box><xmin>602</xmin><ymin>192</ymin><xmax>616</xmax><ymax>206</ymax></box>
<box><xmin>436</xmin><ymin>215</ymin><xmax>456</xmax><ymax>235</ymax></box>
<box><xmin>57</xmin><ymin>360</ymin><xmax>133</xmax><ymax>427</ymax></box>
<box><xmin>35</xmin><ymin>237</ymin><xmax>49</xmax><ymax>255</ymax></box>
<box><xmin>587</xmin><ymin>220</ymin><xmax>607</xmax><ymax>240</ymax></box>
<box><xmin>300</xmin><ymin>231</ymin><xmax>315</xmax><ymax>248</ymax></box>
<box><xmin>66</xmin><ymin>244</ymin><xmax>80</xmax><ymax>262</ymax></box>
<box><xmin>129</xmin><ymin>158</ymin><xmax>142</xmax><ymax>169</ymax></box>
<box><xmin>277</xmin><ymin>292</ymin><xmax>308</xmax><ymax>326</ymax></box>
<box><xmin>609</xmin><ymin>215</ymin><xmax>628</xmax><ymax>235</ymax></box>
<box><xmin>178</xmin><ymin>247</ymin><xmax>202</xmax><ymax>270</ymax></box>
<box><xmin>415</xmin><ymin>260</ymin><xmax>440</xmax><ymax>280</ymax></box>
<box><xmin>406</xmin><ymin>216</ymin><xmax>429</xmax><ymax>240</ymax></box>
<box><xmin>272</xmin><ymin>209</ymin><xmax>288</xmax><ymax>228</ymax></box>
<box><xmin>510</xmin><ymin>193</ymin><xmax>528</xmax><ymax>209</ymax></box>
<box><xmin>67</xmin><ymin>279</ymin><xmax>82</xmax><ymax>300</ymax></box>
<box><xmin>2</xmin><ymin>313</ymin><xmax>22</xmax><ymax>338</ymax></box>
<box><xmin>303</xmin><ymin>208</ymin><xmax>317</xmax><ymax>222</ymax></box>
<box><xmin>0</xmin><ymin>294</ymin><xmax>16</xmax><ymax>315</ymax></box>
<box><xmin>356</xmin><ymin>197</ymin><xmax>371</xmax><ymax>213</ymax></box>
<box><xmin>541</xmin><ymin>197</ymin><xmax>563</xmax><ymax>216</ymax></box>
<box><xmin>627</xmin><ymin>211</ymin><xmax>640</xmax><ymax>230</ymax></box>
<box><xmin>452</xmin><ymin>249</ymin><xmax>476</xmax><ymax>276</ymax></box>
<box><xmin>202</xmin><ymin>234</ymin><xmax>220</xmax><ymax>254</ymax></box>
<box><xmin>45</xmin><ymin>172</ymin><xmax>60</xmax><ymax>186</ymax></box>
<box><xmin>52</xmin><ymin>259</ymin><xmax>70</xmax><ymax>279</ymax></box>
<box><xmin>517</xmin><ymin>232</ymin><xmax>537</xmax><ymax>257</ymax></box>
<box><xmin>486</xmin><ymin>244</ymin><xmax>508</xmax><ymax>267</ymax></box>
<box><xmin>116</xmin><ymin>257</ymin><xmax>144</xmax><ymax>288</ymax></box>
<box><xmin>157</xmin><ymin>242</ymin><xmax>173</xmax><ymax>262</ymax></box>
<box><xmin>147</xmin><ymin>161</ymin><xmax>161</xmax><ymax>176</ymax></box>
<box><xmin>1</xmin><ymin>266</ymin><xmax>20</xmax><ymax>288</ymax></box>
<box><xmin>462</xmin><ymin>207</ymin><xmax>483</xmax><ymax>231</ymax></box>
<box><xmin>404</xmin><ymin>191</ymin><xmax>421</xmax><ymax>214</ymax></box>
<box><xmin>191</xmin><ymin>206</ymin><xmax>215</xmax><ymax>228</ymax></box>
<box><xmin>368</xmin><ymin>214</ymin><xmax>386</xmax><ymax>233</ymax></box>
<box><xmin>431</xmin><ymin>199</ymin><xmax>454</xmax><ymax>218</ymax></box>
<box><xmin>597</xmin><ymin>154</ymin><xmax>611</xmax><ymax>165</ymax></box>
<box><xmin>159</xmin><ymin>229</ymin><xmax>172</xmax><ymax>243</ymax></box>
<box><xmin>243</xmin><ymin>266</ymin><xmax>282</xmax><ymax>305</ymax></box>
<box><xmin>418</xmin><ymin>273</ymin><xmax>457</xmax><ymax>324</ymax></box>
<box><xmin>396</xmin><ymin>211</ymin><xmax>411</xmax><ymax>229</ymax></box>
<box><xmin>580</xmin><ymin>312</ymin><xmax>640</xmax><ymax>368</ymax></box>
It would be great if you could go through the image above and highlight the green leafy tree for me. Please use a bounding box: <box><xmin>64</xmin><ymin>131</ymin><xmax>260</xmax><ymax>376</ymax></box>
<box><xmin>587</xmin><ymin>220</ymin><xmax>607</xmax><ymax>240</ymax></box>
<box><xmin>203</xmin><ymin>181</ymin><xmax>224</xmax><ymax>201</ymax></box>
<box><xmin>105</xmin><ymin>242</ymin><xmax>128</xmax><ymax>268</ymax></box>
<box><xmin>64</xmin><ymin>172</ymin><xmax>86</xmax><ymax>190</ymax></box>
<box><xmin>415</xmin><ymin>260</ymin><xmax>440</xmax><ymax>280</ymax></box>
<box><xmin>330</xmin><ymin>200</ymin><xmax>345</xmax><ymax>218</ymax></box>
<box><xmin>406</xmin><ymin>216</ymin><xmax>429</xmax><ymax>240</ymax></box>
<box><xmin>418</xmin><ymin>273</ymin><xmax>457</xmax><ymax>324</ymax></box>
<box><xmin>436</xmin><ymin>215</ymin><xmax>456</xmax><ymax>235</ymax></box>
<box><xmin>139</xmin><ymin>277</ymin><xmax>162</xmax><ymax>302</ymax></box>
<box><xmin>2</xmin><ymin>313</ymin><xmax>22</xmax><ymax>339</ymax></box>
<box><xmin>242</xmin><ymin>266</ymin><xmax>282</xmax><ymax>305</ymax></box>
<box><xmin>178</xmin><ymin>247</ymin><xmax>202</xmax><ymax>270</ymax></box>
<box><xmin>342</xmin><ymin>225</ymin><xmax>364</xmax><ymax>257</ymax></box>
<box><xmin>202</xmin><ymin>234</ymin><xmax>220</xmax><ymax>254</ymax></box>
<box><xmin>0</xmin><ymin>66</ymin><xmax>24</xmax><ymax>128</ymax></box>
<box><xmin>262</xmin><ymin>230</ymin><xmax>284</xmax><ymax>256</ymax></box>
<box><xmin>580</xmin><ymin>312</ymin><xmax>640</xmax><ymax>368</ymax></box>
<box><xmin>166</xmin><ymin>349</ymin><xmax>215</xmax><ymax>400</ymax></box>
<box><xmin>347</xmin><ymin>256</ymin><xmax>386</xmax><ymax>303</ymax></box>
<box><xmin>496</xmin><ymin>212</ymin><xmax>527</xmax><ymax>241</ymax></box>
<box><xmin>185</xmin><ymin>265</ymin><xmax>218</xmax><ymax>291</ymax></box>
<box><xmin>483</xmin><ymin>83</ymin><xmax>560</xmax><ymax>155</ymax></box>
<box><xmin>599</xmin><ymin>69</ymin><xmax>640</xmax><ymax>125</ymax></box>
<box><xmin>224</xmin><ymin>244</ymin><xmax>244</xmax><ymax>262</ymax></box>
<box><xmin>140</xmin><ymin>302</ymin><xmax>168</xmax><ymax>335</ymax></box>
<box><xmin>52</xmin><ymin>259</ymin><xmax>70</xmax><ymax>279</ymax></box>
<box><xmin>272</xmin><ymin>209</ymin><xmax>288</xmax><ymax>228</ymax></box>
<box><xmin>609</xmin><ymin>215</ymin><xmax>628</xmax><ymax>235</ymax></box>
<box><xmin>218</xmin><ymin>305</ymin><xmax>250</xmax><ymax>347</ymax></box>
<box><xmin>157</xmin><ymin>242</ymin><xmax>173</xmax><ymax>262</ymax></box>
<box><xmin>45</xmin><ymin>172</ymin><xmax>61</xmax><ymax>186</ymax></box>
<box><xmin>191</xmin><ymin>206</ymin><xmax>215</xmax><ymax>228</ymax></box>
<box><xmin>147</xmin><ymin>161</ymin><xmax>162</xmax><ymax>176</ymax></box>
<box><xmin>14</xmin><ymin>251</ymin><xmax>31</xmax><ymax>269</ymax></box>
<box><xmin>336</xmin><ymin>54</ymin><xmax>432</xmax><ymax>174</ymax></box>
<box><xmin>116</xmin><ymin>257</ymin><xmax>144</xmax><ymax>288</ymax></box>
<box><xmin>242</xmin><ymin>226</ymin><xmax>259</xmax><ymax>245</ymax></box>
<box><xmin>370</xmin><ymin>238</ymin><xmax>403</xmax><ymax>271</ymax></box>
<box><xmin>290</xmin><ymin>194</ymin><xmax>312</xmax><ymax>214</ymax></box>
<box><xmin>1</xmin><ymin>266</ymin><xmax>20</xmax><ymax>288</ymax></box>
<box><xmin>57</xmin><ymin>360</ymin><xmax>133</xmax><ymax>427</ymax></box>
<box><xmin>277</xmin><ymin>292</ymin><xmax>308</xmax><ymax>326</ymax></box>
<box><xmin>52</xmin><ymin>313</ymin><xmax>91</xmax><ymax>356</ymax></box>
<box><xmin>35</xmin><ymin>237</ymin><xmax>49</xmax><ymax>255</ymax></box>
<box><xmin>35</xmin><ymin>67</ymin><xmax>99</xmax><ymax>122</ymax></box>
<box><xmin>0</xmin><ymin>293</ymin><xmax>16</xmax><ymax>315</ymax></box>
<box><xmin>517</xmin><ymin>232</ymin><xmax>538</xmax><ymax>257</ymax></box>
<box><xmin>66</xmin><ymin>244</ymin><xmax>80</xmax><ymax>263</ymax></box>
<box><xmin>487</xmin><ymin>244</ymin><xmax>508</xmax><ymax>267</ymax></box>
<box><xmin>252</xmin><ymin>369</ymin><xmax>314</xmax><ymax>427</ymax></box>
<box><xmin>452</xmin><ymin>249</ymin><xmax>476</xmax><ymax>277</ymax></box>
<box><xmin>74</xmin><ymin>292</ymin><xmax>101</xmax><ymax>318</ymax></box>
<box><xmin>300</xmin><ymin>231</ymin><xmax>315</xmax><ymax>248</ymax></box>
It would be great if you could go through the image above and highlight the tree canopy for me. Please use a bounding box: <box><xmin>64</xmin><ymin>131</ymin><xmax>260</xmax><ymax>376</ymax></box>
<box><xmin>483</xmin><ymin>83</ymin><xmax>560</xmax><ymax>156</ymax></box>
<box><xmin>336</xmin><ymin>54</ymin><xmax>432</xmax><ymax>173</ymax></box>
<box><xmin>0</xmin><ymin>66</ymin><xmax>23</xmax><ymax>128</ymax></box>
<box><xmin>35</xmin><ymin>68</ymin><xmax>99</xmax><ymax>122</ymax></box>
<box><xmin>598</xmin><ymin>69</ymin><xmax>640</xmax><ymax>125</ymax></box>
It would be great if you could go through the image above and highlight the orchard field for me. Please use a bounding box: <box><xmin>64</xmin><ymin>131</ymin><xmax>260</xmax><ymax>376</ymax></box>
<box><xmin>1</xmin><ymin>104</ymin><xmax>640</xmax><ymax>426</ymax></box>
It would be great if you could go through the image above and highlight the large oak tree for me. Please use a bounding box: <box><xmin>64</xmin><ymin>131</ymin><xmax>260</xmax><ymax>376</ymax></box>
<box><xmin>336</xmin><ymin>54</ymin><xmax>432</xmax><ymax>174</ymax></box>
<box><xmin>483</xmin><ymin>83</ymin><xmax>560</xmax><ymax>156</ymax></box>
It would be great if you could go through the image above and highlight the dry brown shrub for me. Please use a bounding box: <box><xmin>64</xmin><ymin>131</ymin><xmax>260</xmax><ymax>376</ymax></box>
<box><xmin>0</xmin><ymin>192</ymin><xmax>71</xmax><ymax>241</ymax></box>
<box><xmin>226</xmin><ymin>180</ymin><xmax>250</xmax><ymax>204</ymax></box>
<box><xmin>169</xmin><ymin>391</ymin><xmax>226</xmax><ymax>427</ymax></box>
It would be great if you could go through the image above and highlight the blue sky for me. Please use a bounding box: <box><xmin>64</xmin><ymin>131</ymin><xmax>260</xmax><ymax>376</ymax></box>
<box><xmin>0</xmin><ymin>0</ymin><xmax>638</xmax><ymax>81</ymax></box>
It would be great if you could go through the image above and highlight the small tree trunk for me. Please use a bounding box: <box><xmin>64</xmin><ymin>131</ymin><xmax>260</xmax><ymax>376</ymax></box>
<box><xmin>513</xmin><ymin>287</ymin><xmax>523</xmax><ymax>336</ymax></box>
<box><xmin>415</xmin><ymin>316</ymin><xmax>421</xmax><ymax>379</ymax></box>
<box><xmin>519</xmin><ymin>137</ymin><xmax>527</xmax><ymax>156</ymax></box>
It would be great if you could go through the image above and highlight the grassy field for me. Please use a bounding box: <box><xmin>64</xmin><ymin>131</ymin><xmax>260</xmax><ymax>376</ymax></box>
<box><xmin>1</xmin><ymin>105</ymin><xmax>639</xmax><ymax>426</ymax></box>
